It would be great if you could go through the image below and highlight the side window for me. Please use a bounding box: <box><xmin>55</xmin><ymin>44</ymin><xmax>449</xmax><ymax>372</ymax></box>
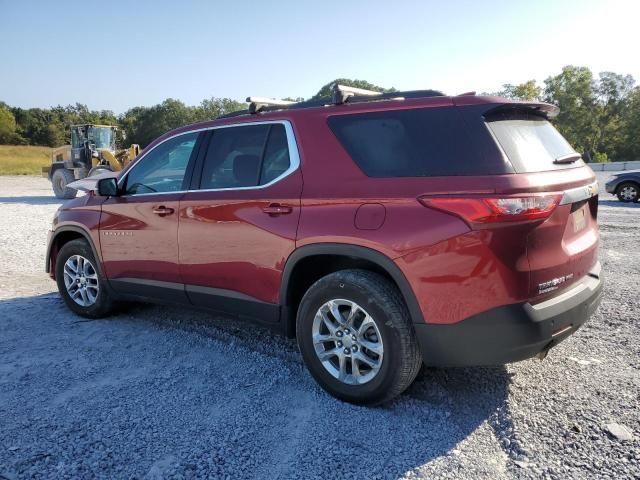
<box><xmin>260</xmin><ymin>125</ymin><xmax>290</xmax><ymax>185</ymax></box>
<box><xmin>200</xmin><ymin>123</ymin><xmax>291</xmax><ymax>189</ymax></box>
<box><xmin>124</xmin><ymin>133</ymin><xmax>198</xmax><ymax>195</ymax></box>
<box><xmin>328</xmin><ymin>108</ymin><xmax>511</xmax><ymax>177</ymax></box>
<box><xmin>71</xmin><ymin>129</ymin><xmax>83</xmax><ymax>148</ymax></box>
<box><xmin>200</xmin><ymin>125</ymin><xmax>269</xmax><ymax>189</ymax></box>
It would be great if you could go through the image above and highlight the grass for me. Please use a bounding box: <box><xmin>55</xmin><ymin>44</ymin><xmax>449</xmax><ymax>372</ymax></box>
<box><xmin>0</xmin><ymin>145</ymin><xmax>53</xmax><ymax>175</ymax></box>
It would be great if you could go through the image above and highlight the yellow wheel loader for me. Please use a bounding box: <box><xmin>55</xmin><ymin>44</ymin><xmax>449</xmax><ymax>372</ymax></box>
<box><xmin>42</xmin><ymin>124</ymin><xmax>140</xmax><ymax>199</ymax></box>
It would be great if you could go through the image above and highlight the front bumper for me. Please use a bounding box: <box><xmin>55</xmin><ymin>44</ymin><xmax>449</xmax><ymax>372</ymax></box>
<box><xmin>45</xmin><ymin>230</ymin><xmax>54</xmax><ymax>276</ymax></box>
<box><xmin>414</xmin><ymin>264</ymin><xmax>604</xmax><ymax>366</ymax></box>
<box><xmin>605</xmin><ymin>181</ymin><xmax>616</xmax><ymax>194</ymax></box>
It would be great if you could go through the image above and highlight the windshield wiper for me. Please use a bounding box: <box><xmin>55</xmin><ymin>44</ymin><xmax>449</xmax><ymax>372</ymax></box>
<box><xmin>554</xmin><ymin>152</ymin><xmax>582</xmax><ymax>164</ymax></box>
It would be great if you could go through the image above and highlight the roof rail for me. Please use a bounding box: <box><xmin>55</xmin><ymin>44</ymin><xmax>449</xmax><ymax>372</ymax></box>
<box><xmin>247</xmin><ymin>96</ymin><xmax>296</xmax><ymax>114</ymax></box>
<box><xmin>332</xmin><ymin>84</ymin><xmax>382</xmax><ymax>104</ymax></box>
<box><xmin>218</xmin><ymin>87</ymin><xmax>447</xmax><ymax>119</ymax></box>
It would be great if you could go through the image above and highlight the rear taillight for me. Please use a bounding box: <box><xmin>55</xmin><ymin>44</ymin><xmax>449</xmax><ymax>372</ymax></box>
<box><xmin>419</xmin><ymin>194</ymin><xmax>562</xmax><ymax>225</ymax></box>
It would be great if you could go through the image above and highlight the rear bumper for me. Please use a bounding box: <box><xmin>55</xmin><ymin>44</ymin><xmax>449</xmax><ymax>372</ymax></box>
<box><xmin>415</xmin><ymin>264</ymin><xmax>603</xmax><ymax>366</ymax></box>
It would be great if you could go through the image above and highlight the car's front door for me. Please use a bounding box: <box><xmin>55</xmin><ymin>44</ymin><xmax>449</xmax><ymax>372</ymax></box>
<box><xmin>178</xmin><ymin>121</ymin><xmax>302</xmax><ymax>322</ymax></box>
<box><xmin>100</xmin><ymin>131</ymin><xmax>201</xmax><ymax>301</ymax></box>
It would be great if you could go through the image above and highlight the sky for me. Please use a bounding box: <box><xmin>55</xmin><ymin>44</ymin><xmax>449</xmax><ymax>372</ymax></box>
<box><xmin>1</xmin><ymin>0</ymin><xmax>639</xmax><ymax>113</ymax></box>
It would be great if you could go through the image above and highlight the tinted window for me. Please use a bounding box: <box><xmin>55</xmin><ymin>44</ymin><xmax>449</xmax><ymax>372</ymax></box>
<box><xmin>260</xmin><ymin>125</ymin><xmax>290</xmax><ymax>185</ymax></box>
<box><xmin>200</xmin><ymin>124</ymin><xmax>291</xmax><ymax>189</ymax></box>
<box><xmin>328</xmin><ymin>107</ymin><xmax>511</xmax><ymax>177</ymax></box>
<box><xmin>124</xmin><ymin>132</ymin><xmax>197</xmax><ymax>195</ymax></box>
<box><xmin>486</xmin><ymin>111</ymin><xmax>582</xmax><ymax>172</ymax></box>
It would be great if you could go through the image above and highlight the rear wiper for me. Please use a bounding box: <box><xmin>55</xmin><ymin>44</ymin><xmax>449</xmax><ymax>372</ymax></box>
<box><xmin>554</xmin><ymin>152</ymin><xmax>582</xmax><ymax>164</ymax></box>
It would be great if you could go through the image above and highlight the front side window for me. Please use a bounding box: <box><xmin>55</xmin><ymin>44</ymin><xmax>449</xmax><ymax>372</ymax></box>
<box><xmin>123</xmin><ymin>132</ymin><xmax>198</xmax><ymax>195</ymax></box>
<box><xmin>200</xmin><ymin>123</ymin><xmax>291</xmax><ymax>189</ymax></box>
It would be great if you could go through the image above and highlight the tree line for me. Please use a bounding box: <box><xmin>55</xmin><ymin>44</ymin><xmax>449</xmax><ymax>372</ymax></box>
<box><xmin>1</xmin><ymin>67</ymin><xmax>639</xmax><ymax>161</ymax></box>
<box><xmin>494</xmin><ymin>66</ymin><xmax>639</xmax><ymax>162</ymax></box>
<box><xmin>0</xmin><ymin>98</ymin><xmax>246</xmax><ymax>150</ymax></box>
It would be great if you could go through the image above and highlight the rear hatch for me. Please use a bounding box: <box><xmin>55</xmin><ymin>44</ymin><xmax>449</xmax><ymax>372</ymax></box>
<box><xmin>483</xmin><ymin>106</ymin><xmax>599</xmax><ymax>299</ymax></box>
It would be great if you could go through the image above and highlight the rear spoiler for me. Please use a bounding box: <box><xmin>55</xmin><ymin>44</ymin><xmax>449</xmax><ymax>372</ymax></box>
<box><xmin>453</xmin><ymin>96</ymin><xmax>560</xmax><ymax>119</ymax></box>
<box><xmin>483</xmin><ymin>102</ymin><xmax>560</xmax><ymax>120</ymax></box>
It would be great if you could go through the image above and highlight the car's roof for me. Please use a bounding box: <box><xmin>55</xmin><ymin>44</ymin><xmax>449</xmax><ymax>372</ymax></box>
<box><xmin>146</xmin><ymin>95</ymin><xmax>558</xmax><ymax>152</ymax></box>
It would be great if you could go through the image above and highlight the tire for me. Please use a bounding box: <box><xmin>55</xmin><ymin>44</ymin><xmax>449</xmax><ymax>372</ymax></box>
<box><xmin>616</xmin><ymin>182</ymin><xmax>639</xmax><ymax>203</ymax></box>
<box><xmin>296</xmin><ymin>269</ymin><xmax>422</xmax><ymax>405</ymax></box>
<box><xmin>55</xmin><ymin>239</ymin><xmax>116</xmax><ymax>318</ymax></box>
<box><xmin>51</xmin><ymin>169</ymin><xmax>77</xmax><ymax>199</ymax></box>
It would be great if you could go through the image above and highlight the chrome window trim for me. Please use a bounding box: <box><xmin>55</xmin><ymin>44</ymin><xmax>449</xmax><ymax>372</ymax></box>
<box><xmin>118</xmin><ymin>120</ymin><xmax>301</xmax><ymax>196</ymax></box>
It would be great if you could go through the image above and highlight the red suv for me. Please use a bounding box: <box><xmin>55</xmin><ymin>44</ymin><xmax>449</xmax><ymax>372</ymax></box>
<box><xmin>46</xmin><ymin>85</ymin><xmax>603</xmax><ymax>404</ymax></box>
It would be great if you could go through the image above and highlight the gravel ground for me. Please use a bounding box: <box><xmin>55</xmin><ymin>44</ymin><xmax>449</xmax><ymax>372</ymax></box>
<box><xmin>0</xmin><ymin>173</ymin><xmax>638</xmax><ymax>479</ymax></box>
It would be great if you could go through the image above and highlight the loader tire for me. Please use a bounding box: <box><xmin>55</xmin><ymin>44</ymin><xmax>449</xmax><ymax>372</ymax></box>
<box><xmin>52</xmin><ymin>169</ymin><xmax>77</xmax><ymax>199</ymax></box>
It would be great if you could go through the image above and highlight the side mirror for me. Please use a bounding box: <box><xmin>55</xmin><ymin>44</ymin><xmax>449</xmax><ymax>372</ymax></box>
<box><xmin>97</xmin><ymin>177</ymin><xmax>118</xmax><ymax>197</ymax></box>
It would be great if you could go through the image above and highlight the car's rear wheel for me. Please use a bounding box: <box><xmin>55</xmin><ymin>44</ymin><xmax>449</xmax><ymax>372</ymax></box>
<box><xmin>297</xmin><ymin>269</ymin><xmax>422</xmax><ymax>405</ymax></box>
<box><xmin>616</xmin><ymin>182</ymin><xmax>639</xmax><ymax>202</ymax></box>
<box><xmin>55</xmin><ymin>239</ymin><xmax>116</xmax><ymax>318</ymax></box>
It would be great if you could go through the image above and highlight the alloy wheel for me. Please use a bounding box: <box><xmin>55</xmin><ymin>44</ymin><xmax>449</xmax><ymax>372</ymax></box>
<box><xmin>620</xmin><ymin>185</ymin><xmax>638</xmax><ymax>201</ymax></box>
<box><xmin>63</xmin><ymin>255</ymin><xmax>99</xmax><ymax>307</ymax></box>
<box><xmin>312</xmin><ymin>299</ymin><xmax>384</xmax><ymax>385</ymax></box>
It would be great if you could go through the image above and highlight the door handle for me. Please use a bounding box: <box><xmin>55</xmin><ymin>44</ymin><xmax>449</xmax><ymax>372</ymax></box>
<box><xmin>152</xmin><ymin>206</ymin><xmax>175</xmax><ymax>216</ymax></box>
<box><xmin>262</xmin><ymin>203</ymin><xmax>292</xmax><ymax>216</ymax></box>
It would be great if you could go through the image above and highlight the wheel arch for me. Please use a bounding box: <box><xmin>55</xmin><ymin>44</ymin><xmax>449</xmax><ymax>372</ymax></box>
<box><xmin>46</xmin><ymin>225</ymin><xmax>104</xmax><ymax>280</ymax></box>
<box><xmin>280</xmin><ymin>243</ymin><xmax>424</xmax><ymax>338</ymax></box>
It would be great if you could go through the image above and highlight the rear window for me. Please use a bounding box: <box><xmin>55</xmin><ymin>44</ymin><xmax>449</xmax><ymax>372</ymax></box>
<box><xmin>199</xmin><ymin>123</ymin><xmax>291</xmax><ymax>189</ymax></box>
<box><xmin>485</xmin><ymin>111</ymin><xmax>583</xmax><ymax>172</ymax></box>
<box><xmin>328</xmin><ymin>107</ymin><xmax>513</xmax><ymax>177</ymax></box>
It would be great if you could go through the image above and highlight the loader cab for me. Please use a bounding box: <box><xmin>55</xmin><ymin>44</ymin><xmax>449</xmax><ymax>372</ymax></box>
<box><xmin>47</xmin><ymin>123</ymin><xmax>131</xmax><ymax>199</ymax></box>
<box><xmin>70</xmin><ymin>125</ymin><xmax>117</xmax><ymax>169</ymax></box>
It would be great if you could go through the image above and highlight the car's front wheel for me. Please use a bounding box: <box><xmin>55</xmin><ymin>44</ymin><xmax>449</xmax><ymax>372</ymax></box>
<box><xmin>616</xmin><ymin>182</ymin><xmax>639</xmax><ymax>202</ymax></box>
<box><xmin>55</xmin><ymin>239</ymin><xmax>116</xmax><ymax>318</ymax></box>
<box><xmin>297</xmin><ymin>269</ymin><xmax>422</xmax><ymax>405</ymax></box>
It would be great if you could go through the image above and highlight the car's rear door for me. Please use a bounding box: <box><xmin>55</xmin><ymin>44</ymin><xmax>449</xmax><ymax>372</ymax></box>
<box><xmin>177</xmin><ymin>121</ymin><xmax>302</xmax><ymax>322</ymax></box>
<box><xmin>100</xmin><ymin>131</ymin><xmax>202</xmax><ymax>301</ymax></box>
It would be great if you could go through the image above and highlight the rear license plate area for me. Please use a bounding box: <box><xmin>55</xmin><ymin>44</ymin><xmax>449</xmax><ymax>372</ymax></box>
<box><xmin>572</xmin><ymin>203</ymin><xmax>587</xmax><ymax>232</ymax></box>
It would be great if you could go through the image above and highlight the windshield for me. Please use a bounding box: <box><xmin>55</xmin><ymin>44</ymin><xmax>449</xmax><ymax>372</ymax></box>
<box><xmin>89</xmin><ymin>127</ymin><xmax>115</xmax><ymax>150</ymax></box>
